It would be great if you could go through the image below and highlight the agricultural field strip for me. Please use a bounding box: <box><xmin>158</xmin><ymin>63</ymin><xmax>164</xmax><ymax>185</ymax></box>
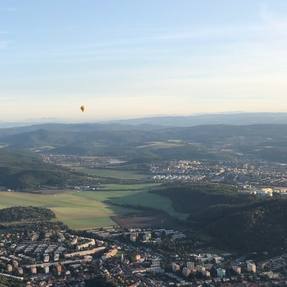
<box><xmin>73</xmin><ymin>167</ymin><xmax>146</xmax><ymax>180</ymax></box>
<box><xmin>0</xmin><ymin>183</ymin><xmax>187</xmax><ymax>229</ymax></box>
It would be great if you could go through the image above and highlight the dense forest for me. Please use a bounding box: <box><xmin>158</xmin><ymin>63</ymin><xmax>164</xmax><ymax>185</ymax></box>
<box><xmin>155</xmin><ymin>184</ymin><xmax>287</xmax><ymax>253</ymax></box>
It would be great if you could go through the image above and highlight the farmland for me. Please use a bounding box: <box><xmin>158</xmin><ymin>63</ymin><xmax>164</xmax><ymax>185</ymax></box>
<box><xmin>0</xmin><ymin>183</ymin><xmax>185</xmax><ymax>230</ymax></box>
<box><xmin>74</xmin><ymin>167</ymin><xmax>147</xmax><ymax>180</ymax></box>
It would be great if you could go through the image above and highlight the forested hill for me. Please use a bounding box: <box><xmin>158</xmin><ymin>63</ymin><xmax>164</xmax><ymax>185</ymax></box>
<box><xmin>0</xmin><ymin>149</ymin><xmax>93</xmax><ymax>191</ymax></box>
<box><xmin>1</xmin><ymin>123</ymin><xmax>287</xmax><ymax>162</ymax></box>
<box><xmin>155</xmin><ymin>184</ymin><xmax>287</xmax><ymax>253</ymax></box>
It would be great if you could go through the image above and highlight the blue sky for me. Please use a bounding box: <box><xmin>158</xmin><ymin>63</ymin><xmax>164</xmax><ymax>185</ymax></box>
<box><xmin>1</xmin><ymin>0</ymin><xmax>287</xmax><ymax>121</ymax></box>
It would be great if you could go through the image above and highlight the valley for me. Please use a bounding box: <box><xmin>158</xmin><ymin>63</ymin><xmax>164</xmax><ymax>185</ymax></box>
<box><xmin>0</xmin><ymin>183</ymin><xmax>182</xmax><ymax>230</ymax></box>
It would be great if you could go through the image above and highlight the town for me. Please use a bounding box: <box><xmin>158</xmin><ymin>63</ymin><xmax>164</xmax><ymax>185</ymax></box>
<box><xmin>151</xmin><ymin>160</ymin><xmax>287</xmax><ymax>197</ymax></box>
<box><xmin>1</xmin><ymin>222</ymin><xmax>287</xmax><ymax>287</ymax></box>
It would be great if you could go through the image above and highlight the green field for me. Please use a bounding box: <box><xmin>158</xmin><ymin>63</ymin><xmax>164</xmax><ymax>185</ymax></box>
<box><xmin>75</xmin><ymin>167</ymin><xmax>147</xmax><ymax>180</ymax></box>
<box><xmin>0</xmin><ymin>183</ymin><xmax>186</xmax><ymax>230</ymax></box>
<box><xmin>98</xmin><ymin>183</ymin><xmax>156</xmax><ymax>191</ymax></box>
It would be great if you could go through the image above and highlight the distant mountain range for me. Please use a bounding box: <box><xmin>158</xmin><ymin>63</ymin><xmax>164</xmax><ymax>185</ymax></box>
<box><xmin>1</xmin><ymin>121</ymin><xmax>287</xmax><ymax>163</ymax></box>
<box><xmin>2</xmin><ymin>112</ymin><xmax>287</xmax><ymax>128</ymax></box>
<box><xmin>114</xmin><ymin>112</ymin><xmax>287</xmax><ymax>126</ymax></box>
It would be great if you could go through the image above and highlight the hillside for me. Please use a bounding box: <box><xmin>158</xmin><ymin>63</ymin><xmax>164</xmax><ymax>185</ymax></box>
<box><xmin>204</xmin><ymin>199</ymin><xmax>287</xmax><ymax>253</ymax></box>
<box><xmin>155</xmin><ymin>184</ymin><xmax>287</xmax><ymax>253</ymax></box>
<box><xmin>1</xmin><ymin>123</ymin><xmax>287</xmax><ymax>162</ymax></box>
<box><xmin>0</xmin><ymin>149</ymin><xmax>94</xmax><ymax>191</ymax></box>
<box><xmin>154</xmin><ymin>184</ymin><xmax>251</xmax><ymax>215</ymax></box>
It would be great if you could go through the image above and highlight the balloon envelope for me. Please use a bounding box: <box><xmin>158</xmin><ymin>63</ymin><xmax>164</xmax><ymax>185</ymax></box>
<box><xmin>80</xmin><ymin>105</ymin><xmax>85</xmax><ymax>112</ymax></box>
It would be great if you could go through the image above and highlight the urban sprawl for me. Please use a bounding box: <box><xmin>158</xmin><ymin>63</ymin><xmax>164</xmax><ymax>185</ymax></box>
<box><xmin>0</xmin><ymin>224</ymin><xmax>287</xmax><ymax>286</ymax></box>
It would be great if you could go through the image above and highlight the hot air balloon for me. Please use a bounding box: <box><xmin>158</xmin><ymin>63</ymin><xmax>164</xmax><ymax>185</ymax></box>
<box><xmin>80</xmin><ymin>105</ymin><xmax>85</xmax><ymax>112</ymax></box>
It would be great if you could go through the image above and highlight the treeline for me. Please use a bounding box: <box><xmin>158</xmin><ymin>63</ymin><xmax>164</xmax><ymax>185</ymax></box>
<box><xmin>0</xmin><ymin>206</ymin><xmax>56</xmax><ymax>223</ymax></box>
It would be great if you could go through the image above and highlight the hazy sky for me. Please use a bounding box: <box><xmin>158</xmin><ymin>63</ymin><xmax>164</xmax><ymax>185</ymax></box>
<box><xmin>1</xmin><ymin>0</ymin><xmax>287</xmax><ymax>121</ymax></box>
